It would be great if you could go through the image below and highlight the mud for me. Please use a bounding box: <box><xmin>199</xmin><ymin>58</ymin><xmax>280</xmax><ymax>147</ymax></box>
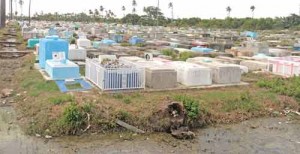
<box><xmin>1</xmin><ymin>104</ymin><xmax>299</xmax><ymax>154</ymax></box>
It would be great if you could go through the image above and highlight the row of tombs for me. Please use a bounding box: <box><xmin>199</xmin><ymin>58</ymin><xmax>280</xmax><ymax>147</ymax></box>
<box><xmin>36</xmin><ymin>35</ymin><xmax>300</xmax><ymax>91</ymax></box>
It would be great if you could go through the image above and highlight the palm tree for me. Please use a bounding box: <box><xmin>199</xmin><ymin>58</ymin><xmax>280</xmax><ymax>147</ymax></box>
<box><xmin>250</xmin><ymin>5</ymin><xmax>255</xmax><ymax>18</ymax></box>
<box><xmin>122</xmin><ymin>6</ymin><xmax>126</xmax><ymax>17</ymax></box>
<box><xmin>132</xmin><ymin>0</ymin><xmax>137</xmax><ymax>14</ymax></box>
<box><xmin>226</xmin><ymin>6</ymin><xmax>232</xmax><ymax>17</ymax></box>
<box><xmin>100</xmin><ymin>6</ymin><xmax>104</xmax><ymax>18</ymax></box>
<box><xmin>18</xmin><ymin>0</ymin><xmax>24</xmax><ymax>17</ymax></box>
<box><xmin>28</xmin><ymin>0</ymin><xmax>31</xmax><ymax>25</ymax></box>
<box><xmin>168</xmin><ymin>2</ymin><xmax>173</xmax><ymax>20</ymax></box>
<box><xmin>132</xmin><ymin>8</ymin><xmax>136</xmax><ymax>14</ymax></box>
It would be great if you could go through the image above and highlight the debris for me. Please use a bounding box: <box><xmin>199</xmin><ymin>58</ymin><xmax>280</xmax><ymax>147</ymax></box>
<box><xmin>171</xmin><ymin>127</ymin><xmax>195</xmax><ymax>139</ymax></box>
<box><xmin>82</xmin><ymin>113</ymin><xmax>91</xmax><ymax>132</ymax></box>
<box><xmin>1</xmin><ymin>89</ymin><xmax>13</xmax><ymax>98</ymax></box>
<box><xmin>45</xmin><ymin>135</ymin><xmax>53</xmax><ymax>139</ymax></box>
<box><xmin>35</xmin><ymin>134</ymin><xmax>41</xmax><ymax>137</ymax></box>
<box><xmin>116</xmin><ymin>119</ymin><xmax>145</xmax><ymax>134</ymax></box>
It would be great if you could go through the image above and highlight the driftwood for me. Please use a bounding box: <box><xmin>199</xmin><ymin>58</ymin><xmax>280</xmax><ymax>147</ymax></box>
<box><xmin>116</xmin><ymin>119</ymin><xmax>145</xmax><ymax>134</ymax></box>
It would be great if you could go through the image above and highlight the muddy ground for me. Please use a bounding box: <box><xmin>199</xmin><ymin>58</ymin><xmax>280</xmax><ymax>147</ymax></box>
<box><xmin>1</xmin><ymin>105</ymin><xmax>299</xmax><ymax>153</ymax></box>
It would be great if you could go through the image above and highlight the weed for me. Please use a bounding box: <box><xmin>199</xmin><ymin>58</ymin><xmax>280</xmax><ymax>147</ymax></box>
<box><xmin>117</xmin><ymin>110</ymin><xmax>131</xmax><ymax>121</ymax></box>
<box><xmin>161</xmin><ymin>49</ymin><xmax>177</xmax><ymax>59</ymax></box>
<box><xmin>60</xmin><ymin>103</ymin><xmax>84</xmax><ymax>134</ymax></box>
<box><xmin>222</xmin><ymin>92</ymin><xmax>261</xmax><ymax>112</ymax></box>
<box><xmin>174</xmin><ymin>95</ymin><xmax>200</xmax><ymax>119</ymax></box>
<box><xmin>66</xmin><ymin>83</ymin><xmax>82</xmax><ymax>90</ymax></box>
<box><xmin>113</xmin><ymin>93</ymin><xmax>124</xmax><ymax>99</ymax></box>
<box><xmin>123</xmin><ymin>97</ymin><xmax>132</xmax><ymax>104</ymax></box>
<box><xmin>257</xmin><ymin>76</ymin><xmax>300</xmax><ymax>100</ymax></box>
<box><xmin>82</xmin><ymin>103</ymin><xmax>93</xmax><ymax>113</ymax></box>
<box><xmin>136</xmin><ymin>43</ymin><xmax>146</xmax><ymax>47</ymax></box>
<box><xmin>49</xmin><ymin>95</ymin><xmax>74</xmax><ymax>105</ymax></box>
<box><xmin>179</xmin><ymin>52</ymin><xmax>194</xmax><ymax>61</ymax></box>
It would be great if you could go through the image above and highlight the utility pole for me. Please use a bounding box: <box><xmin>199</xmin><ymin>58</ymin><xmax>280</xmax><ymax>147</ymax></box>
<box><xmin>0</xmin><ymin>0</ymin><xmax>6</xmax><ymax>28</ymax></box>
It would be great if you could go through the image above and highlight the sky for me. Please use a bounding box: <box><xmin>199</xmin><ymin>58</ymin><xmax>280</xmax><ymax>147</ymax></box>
<box><xmin>6</xmin><ymin>0</ymin><xmax>300</xmax><ymax>19</ymax></box>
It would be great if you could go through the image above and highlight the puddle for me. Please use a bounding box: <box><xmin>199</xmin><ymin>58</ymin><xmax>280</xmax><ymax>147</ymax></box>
<box><xmin>1</xmin><ymin>105</ymin><xmax>299</xmax><ymax>154</ymax></box>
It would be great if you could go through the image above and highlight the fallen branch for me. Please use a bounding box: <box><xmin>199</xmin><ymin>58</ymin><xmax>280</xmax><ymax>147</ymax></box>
<box><xmin>82</xmin><ymin>113</ymin><xmax>91</xmax><ymax>132</ymax></box>
<box><xmin>116</xmin><ymin>119</ymin><xmax>145</xmax><ymax>134</ymax></box>
<box><xmin>291</xmin><ymin>110</ymin><xmax>300</xmax><ymax>116</ymax></box>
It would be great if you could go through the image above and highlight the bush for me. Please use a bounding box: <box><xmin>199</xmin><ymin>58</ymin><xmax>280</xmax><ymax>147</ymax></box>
<box><xmin>60</xmin><ymin>103</ymin><xmax>84</xmax><ymax>134</ymax></box>
<box><xmin>179</xmin><ymin>52</ymin><xmax>194</xmax><ymax>61</ymax></box>
<box><xmin>161</xmin><ymin>49</ymin><xmax>177</xmax><ymax>59</ymax></box>
<box><xmin>174</xmin><ymin>95</ymin><xmax>200</xmax><ymax>119</ymax></box>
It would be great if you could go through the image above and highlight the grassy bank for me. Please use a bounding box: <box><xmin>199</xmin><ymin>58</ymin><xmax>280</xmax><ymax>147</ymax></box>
<box><xmin>13</xmin><ymin>55</ymin><xmax>300</xmax><ymax>137</ymax></box>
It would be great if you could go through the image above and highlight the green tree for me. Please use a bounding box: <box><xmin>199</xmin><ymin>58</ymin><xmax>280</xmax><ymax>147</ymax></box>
<box><xmin>226</xmin><ymin>6</ymin><xmax>232</xmax><ymax>18</ymax></box>
<box><xmin>122</xmin><ymin>6</ymin><xmax>126</xmax><ymax>17</ymax></box>
<box><xmin>250</xmin><ymin>5</ymin><xmax>255</xmax><ymax>18</ymax></box>
<box><xmin>168</xmin><ymin>2</ymin><xmax>174</xmax><ymax>21</ymax></box>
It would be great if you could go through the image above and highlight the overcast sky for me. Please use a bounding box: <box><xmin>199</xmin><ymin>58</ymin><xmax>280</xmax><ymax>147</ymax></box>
<box><xmin>7</xmin><ymin>0</ymin><xmax>300</xmax><ymax>19</ymax></box>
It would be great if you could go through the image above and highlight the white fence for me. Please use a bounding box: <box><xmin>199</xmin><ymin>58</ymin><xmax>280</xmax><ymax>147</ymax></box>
<box><xmin>85</xmin><ymin>58</ymin><xmax>145</xmax><ymax>91</ymax></box>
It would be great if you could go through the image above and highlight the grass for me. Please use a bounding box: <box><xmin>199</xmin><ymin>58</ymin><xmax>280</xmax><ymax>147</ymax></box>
<box><xmin>13</xmin><ymin>55</ymin><xmax>300</xmax><ymax>136</ymax></box>
<box><xmin>257</xmin><ymin>76</ymin><xmax>300</xmax><ymax>102</ymax></box>
<box><xmin>222</xmin><ymin>92</ymin><xmax>262</xmax><ymax>112</ymax></box>
<box><xmin>49</xmin><ymin>95</ymin><xmax>75</xmax><ymax>105</ymax></box>
<box><xmin>66</xmin><ymin>83</ymin><xmax>82</xmax><ymax>90</ymax></box>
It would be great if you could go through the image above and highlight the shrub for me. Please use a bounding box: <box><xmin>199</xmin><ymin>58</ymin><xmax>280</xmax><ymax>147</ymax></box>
<box><xmin>174</xmin><ymin>95</ymin><xmax>200</xmax><ymax>119</ymax></box>
<box><xmin>161</xmin><ymin>49</ymin><xmax>177</xmax><ymax>59</ymax></box>
<box><xmin>179</xmin><ymin>52</ymin><xmax>194</xmax><ymax>61</ymax></box>
<box><xmin>60</xmin><ymin>103</ymin><xmax>84</xmax><ymax>134</ymax></box>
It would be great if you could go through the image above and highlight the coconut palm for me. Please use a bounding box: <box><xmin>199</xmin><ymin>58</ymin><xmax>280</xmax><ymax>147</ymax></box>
<box><xmin>226</xmin><ymin>6</ymin><xmax>232</xmax><ymax>17</ymax></box>
<box><xmin>250</xmin><ymin>5</ymin><xmax>255</xmax><ymax>18</ymax></box>
<box><xmin>18</xmin><ymin>0</ymin><xmax>24</xmax><ymax>17</ymax></box>
<box><xmin>168</xmin><ymin>2</ymin><xmax>173</xmax><ymax>20</ymax></box>
<box><xmin>122</xmin><ymin>6</ymin><xmax>126</xmax><ymax>17</ymax></box>
<box><xmin>100</xmin><ymin>5</ymin><xmax>104</xmax><ymax>17</ymax></box>
<box><xmin>132</xmin><ymin>0</ymin><xmax>137</xmax><ymax>14</ymax></box>
<box><xmin>132</xmin><ymin>8</ymin><xmax>136</xmax><ymax>14</ymax></box>
<box><xmin>29</xmin><ymin>0</ymin><xmax>31</xmax><ymax>25</ymax></box>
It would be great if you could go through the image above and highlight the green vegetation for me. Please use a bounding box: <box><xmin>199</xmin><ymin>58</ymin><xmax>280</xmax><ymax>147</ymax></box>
<box><xmin>120</xmin><ymin>42</ymin><xmax>131</xmax><ymax>47</ymax></box>
<box><xmin>49</xmin><ymin>95</ymin><xmax>74</xmax><ymax>105</ymax></box>
<box><xmin>60</xmin><ymin>102</ymin><xmax>85</xmax><ymax>134</ymax></box>
<box><xmin>136</xmin><ymin>43</ymin><xmax>146</xmax><ymax>47</ymax></box>
<box><xmin>66</xmin><ymin>83</ymin><xmax>82</xmax><ymax>90</ymax></box>
<box><xmin>179</xmin><ymin>52</ymin><xmax>195</xmax><ymax>61</ymax></box>
<box><xmin>161</xmin><ymin>49</ymin><xmax>177</xmax><ymax>59</ymax></box>
<box><xmin>27</xmin><ymin>7</ymin><xmax>300</xmax><ymax>30</ymax></box>
<box><xmin>14</xmin><ymin>55</ymin><xmax>300</xmax><ymax>136</ymax></box>
<box><xmin>257</xmin><ymin>76</ymin><xmax>300</xmax><ymax>101</ymax></box>
<box><xmin>222</xmin><ymin>92</ymin><xmax>261</xmax><ymax>112</ymax></box>
<box><xmin>174</xmin><ymin>95</ymin><xmax>200</xmax><ymax>119</ymax></box>
<box><xmin>123</xmin><ymin>97</ymin><xmax>132</xmax><ymax>104</ymax></box>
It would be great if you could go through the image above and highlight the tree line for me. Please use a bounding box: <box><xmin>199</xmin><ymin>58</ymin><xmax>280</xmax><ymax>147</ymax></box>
<box><xmin>14</xmin><ymin>0</ymin><xmax>300</xmax><ymax>30</ymax></box>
